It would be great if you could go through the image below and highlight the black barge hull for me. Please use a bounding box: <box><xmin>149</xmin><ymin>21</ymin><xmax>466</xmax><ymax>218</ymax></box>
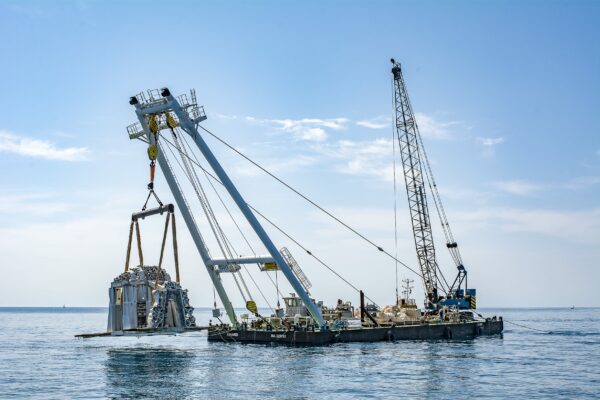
<box><xmin>208</xmin><ymin>319</ymin><xmax>503</xmax><ymax>344</ymax></box>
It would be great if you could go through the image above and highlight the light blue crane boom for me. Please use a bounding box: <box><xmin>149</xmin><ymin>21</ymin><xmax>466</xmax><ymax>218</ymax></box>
<box><xmin>127</xmin><ymin>88</ymin><xmax>326</xmax><ymax>328</ymax></box>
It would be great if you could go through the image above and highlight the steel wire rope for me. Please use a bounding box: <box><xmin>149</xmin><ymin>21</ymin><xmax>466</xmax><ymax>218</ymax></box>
<box><xmin>161</xmin><ymin>138</ymin><xmax>227</xmax><ymax>306</ymax></box>
<box><xmin>175</xmin><ymin>135</ymin><xmax>257</xmax><ymax>303</ymax></box>
<box><xmin>175</xmin><ymin>127</ymin><xmax>239</xmax><ymax>266</ymax></box>
<box><xmin>158</xmin><ymin>131</ymin><xmax>240</xmax><ymax>314</ymax></box>
<box><xmin>172</xmin><ymin>130</ymin><xmax>252</xmax><ymax>303</ymax></box>
<box><xmin>178</xmin><ymin>131</ymin><xmax>280</xmax><ymax>311</ymax></box>
<box><xmin>160</xmin><ymin>135</ymin><xmax>380</xmax><ymax>307</ymax></box>
<box><xmin>221</xmin><ymin>233</ymin><xmax>274</xmax><ymax>312</ymax></box>
<box><xmin>435</xmin><ymin>264</ymin><xmax>451</xmax><ymax>293</ymax></box>
<box><xmin>196</xmin><ymin>124</ymin><xmax>423</xmax><ymax>279</ymax></box>
<box><xmin>416</xmin><ymin>128</ymin><xmax>463</xmax><ymax>267</ymax></box>
<box><xmin>472</xmin><ymin>312</ymin><xmax>552</xmax><ymax>334</ymax></box>
<box><xmin>158</xmin><ymin>137</ymin><xmax>210</xmax><ymax>258</ymax></box>
<box><xmin>415</xmin><ymin>138</ymin><xmax>457</xmax><ymax>292</ymax></box>
<box><xmin>409</xmin><ymin>135</ymin><xmax>453</xmax><ymax>292</ymax></box>
<box><xmin>502</xmin><ymin>319</ymin><xmax>553</xmax><ymax>334</ymax></box>
<box><xmin>164</xmin><ymin>132</ymin><xmax>251</xmax><ymax>303</ymax></box>
<box><xmin>170</xmin><ymin>128</ymin><xmax>231</xmax><ymax>259</ymax></box>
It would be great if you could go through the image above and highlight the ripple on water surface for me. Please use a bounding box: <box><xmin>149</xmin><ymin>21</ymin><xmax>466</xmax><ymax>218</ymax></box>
<box><xmin>0</xmin><ymin>307</ymin><xmax>599</xmax><ymax>399</ymax></box>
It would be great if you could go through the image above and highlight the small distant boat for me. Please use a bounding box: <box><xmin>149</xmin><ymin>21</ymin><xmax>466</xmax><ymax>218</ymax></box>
<box><xmin>571</xmin><ymin>306</ymin><xmax>575</xmax><ymax>310</ymax></box>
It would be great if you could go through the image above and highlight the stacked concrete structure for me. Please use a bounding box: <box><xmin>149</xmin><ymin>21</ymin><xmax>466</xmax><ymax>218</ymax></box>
<box><xmin>107</xmin><ymin>265</ymin><xmax>195</xmax><ymax>332</ymax></box>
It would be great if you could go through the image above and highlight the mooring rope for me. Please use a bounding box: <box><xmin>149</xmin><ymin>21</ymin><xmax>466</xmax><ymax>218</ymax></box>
<box><xmin>503</xmin><ymin>319</ymin><xmax>553</xmax><ymax>334</ymax></box>
<box><xmin>475</xmin><ymin>312</ymin><xmax>552</xmax><ymax>334</ymax></box>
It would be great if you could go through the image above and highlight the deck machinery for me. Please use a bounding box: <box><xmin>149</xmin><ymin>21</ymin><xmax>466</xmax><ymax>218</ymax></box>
<box><xmin>119</xmin><ymin>61</ymin><xmax>502</xmax><ymax>344</ymax></box>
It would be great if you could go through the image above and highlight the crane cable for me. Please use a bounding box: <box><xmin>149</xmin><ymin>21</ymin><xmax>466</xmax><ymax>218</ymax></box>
<box><xmin>197</xmin><ymin>124</ymin><xmax>423</xmax><ymax>279</ymax></box>
<box><xmin>416</xmin><ymin>130</ymin><xmax>463</xmax><ymax>267</ymax></box>
<box><xmin>155</xmin><ymin>130</ymin><xmax>236</xmax><ymax>311</ymax></box>
<box><xmin>160</xmin><ymin>134</ymin><xmax>226</xmax><ymax>309</ymax></box>
<box><xmin>166</xmin><ymin>126</ymin><xmax>253</xmax><ymax>303</ymax></box>
<box><xmin>180</xmin><ymin>132</ymin><xmax>286</xmax><ymax>303</ymax></box>
<box><xmin>169</xmin><ymin>129</ymin><xmax>252</xmax><ymax>303</ymax></box>
<box><xmin>179</xmin><ymin>132</ymin><xmax>278</xmax><ymax>311</ymax></box>
<box><xmin>173</xmin><ymin>126</ymin><xmax>278</xmax><ymax>311</ymax></box>
<box><xmin>160</xmin><ymin>135</ymin><xmax>380</xmax><ymax>307</ymax></box>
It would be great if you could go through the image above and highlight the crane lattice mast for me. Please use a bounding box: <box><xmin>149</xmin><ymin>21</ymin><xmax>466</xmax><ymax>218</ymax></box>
<box><xmin>390</xmin><ymin>59</ymin><xmax>475</xmax><ymax>310</ymax></box>
<box><xmin>391</xmin><ymin>60</ymin><xmax>442</xmax><ymax>308</ymax></box>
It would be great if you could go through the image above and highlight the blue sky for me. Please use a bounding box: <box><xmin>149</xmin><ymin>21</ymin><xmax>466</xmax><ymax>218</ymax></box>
<box><xmin>0</xmin><ymin>0</ymin><xmax>598</xmax><ymax>308</ymax></box>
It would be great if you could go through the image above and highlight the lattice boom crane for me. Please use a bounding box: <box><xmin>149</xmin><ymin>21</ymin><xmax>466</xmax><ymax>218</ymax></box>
<box><xmin>390</xmin><ymin>59</ymin><xmax>475</xmax><ymax>310</ymax></box>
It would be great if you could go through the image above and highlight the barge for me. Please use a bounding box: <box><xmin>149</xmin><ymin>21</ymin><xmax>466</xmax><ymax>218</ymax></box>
<box><xmin>80</xmin><ymin>59</ymin><xmax>504</xmax><ymax>344</ymax></box>
<box><xmin>208</xmin><ymin>318</ymin><xmax>504</xmax><ymax>344</ymax></box>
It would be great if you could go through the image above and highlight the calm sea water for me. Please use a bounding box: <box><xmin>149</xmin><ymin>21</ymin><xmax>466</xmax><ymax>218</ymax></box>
<box><xmin>0</xmin><ymin>307</ymin><xmax>598</xmax><ymax>399</ymax></box>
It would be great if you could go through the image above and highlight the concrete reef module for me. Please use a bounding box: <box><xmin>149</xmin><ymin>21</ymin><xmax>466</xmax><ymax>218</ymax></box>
<box><xmin>107</xmin><ymin>265</ymin><xmax>195</xmax><ymax>332</ymax></box>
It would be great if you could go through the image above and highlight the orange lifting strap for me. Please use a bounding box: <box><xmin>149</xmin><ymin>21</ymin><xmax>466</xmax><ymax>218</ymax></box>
<box><xmin>150</xmin><ymin>162</ymin><xmax>156</xmax><ymax>184</ymax></box>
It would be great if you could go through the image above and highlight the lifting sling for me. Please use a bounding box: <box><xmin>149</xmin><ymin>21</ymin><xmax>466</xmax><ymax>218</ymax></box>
<box><xmin>123</xmin><ymin>204</ymin><xmax>181</xmax><ymax>288</ymax></box>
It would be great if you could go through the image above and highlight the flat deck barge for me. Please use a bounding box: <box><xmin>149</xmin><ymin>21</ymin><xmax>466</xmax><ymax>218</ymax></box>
<box><xmin>208</xmin><ymin>318</ymin><xmax>503</xmax><ymax>344</ymax></box>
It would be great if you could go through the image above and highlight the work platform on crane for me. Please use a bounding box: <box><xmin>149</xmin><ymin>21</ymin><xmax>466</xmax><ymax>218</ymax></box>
<box><xmin>78</xmin><ymin>60</ymin><xmax>503</xmax><ymax>343</ymax></box>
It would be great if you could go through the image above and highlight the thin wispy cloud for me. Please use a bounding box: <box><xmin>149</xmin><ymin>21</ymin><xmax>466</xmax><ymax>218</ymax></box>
<box><xmin>356</xmin><ymin>116</ymin><xmax>391</xmax><ymax>130</ymax></box>
<box><xmin>495</xmin><ymin>176</ymin><xmax>600</xmax><ymax>196</ymax></box>
<box><xmin>494</xmin><ymin>180</ymin><xmax>544</xmax><ymax>196</ymax></box>
<box><xmin>477</xmin><ymin>137</ymin><xmax>504</xmax><ymax>146</ymax></box>
<box><xmin>245</xmin><ymin>116</ymin><xmax>349</xmax><ymax>142</ymax></box>
<box><xmin>214</xmin><ymin>113</ymin><xmax>239</xmax><ymax>121</ymax></box>
<box><xmin>438</xmin><ymin>186</ymin><xmax>491</xmax><ymax>204</ymax></box>
<box><xmin>218</xmin><ymin>112</ymin><xmax>463</xmax><ymax>182</ymax></box>
<box><xmin>476</xmin><ymin>136</ymin><xmax>504</xmax><ymax>156</ymax></box>
<box><xmin>0</xmin><ymin>193</ymin><xmax>71</xmax><ymax>216</ymax></box>
<box><xmin>456</xmin><ymin>207</ymin><xmax>600</xmax><ymax>245</ymax></box>
<box><xmin>314</xmin><ymin>138</ymin><xmax>394</xmax><ymax>181</ymax></box>
<box><xmin>222</xmin><ymin>112</ymin><xmax>460</xmax><ymax>142</ymax></box>
<box><xmin>358</xmin><ymin>113</ymin><xmax>462</xmax><ymax>138</ymax></box>
<box><xmin>564</xmin><ymin>176</ymin><xmax>600</xmax><ymax>190</ymax></box>
<box><xmin>415</xmin><ymin>113</ymin><xmax>460</xmax><ymax>139</ymax></box>
<box><xmin>0</xmin><ymin>131</ymin><xmax>89</xmax><ymax>161</ymax></box>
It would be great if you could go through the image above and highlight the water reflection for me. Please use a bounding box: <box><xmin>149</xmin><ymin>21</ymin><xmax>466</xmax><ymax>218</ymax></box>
<box><xmin>418</xmin><ymin>339</ymin><xmax>482</xmax><ymax>395</ymax></box>
<box><xmin>200</xmin><ymin>342</ymin><xmax>330</xmax><ymax>397</ymax></box>
<box><xmin>105</xmin><ymin>348</ymin><xmax>194</xmax><ymax>398</ymax></box>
